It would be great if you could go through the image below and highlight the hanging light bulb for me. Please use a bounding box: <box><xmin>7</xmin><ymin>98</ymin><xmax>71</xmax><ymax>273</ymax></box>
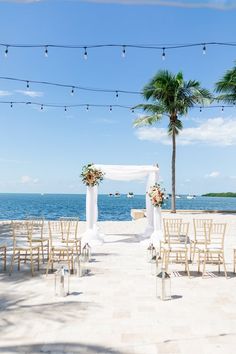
<box><xmin>4</xmin><ymin>46</ymin><xmax>8</xmax><ymax>57</ymax></box>
<box><xmin>71</xmin><ymin>87</ymin><xmax>75</xmax><ymax>96</ymax></box>
<box><xmin>41</xmin><ymin>104</ymin><xmax>44</xmax><ymax>110</ymax></box>
<box><xmin>200</xmin><ymin>107</ymin><xmax>202</xmax><ymax>112</ymax></box>
<box><xmin>202</xmin><ymin>44</ymin><xmax>206</xmax><ymax>55</ymax></box>
<box><xmin>162</xmin><ymin>47</ymin><xmax>166</xmax><ymax>61</ymax></box>
<box><xmin>109</xmin><ymin>105</ymin><xmax>112</xmax><ymax>112</ymax></box>
<box><xmin>122</xmin><ymin>45</ymin><xmax>126</xmax><ymax>58</ymax></box>
<box><xmin>116</xmin><ymin>91</ymin><xmax>119</xmax><ymax>99</ymax></box>
<box><xmin>221</xmin><ymin>106</ymin><xmax>224</xmax><ymax>112</ymax></box>
<box><xmin>26</xmin><ymin>81</ymin><xmax>30</xmax><ymax>89</ymax></box>
<box><xmin>86</xmin><ymin>104</ymin><xmax>89</xmax><ymax>111</ymax></box>
<box><xmin>10</xmin><ymin>102</ymin><xmax>13</xmax><ymax>108</ymax></box>
<box><xmin>132</xmin><ymin>108</ymin><xmax>134</xmax><ymax>113</ymax></box>
<box><xmin>84</xmin><ymin>47</ymin><xmax>88</xmax><ymax>60</ymax></box>
<box><xmin>64</xmin><ymin>106</ymin><xmax>67</xmax><ymax>112</ymax></box>
<box><xmin>44</xmin><ymin>46</ymin><xmax>48</xmax><ymax>57</ymax></box>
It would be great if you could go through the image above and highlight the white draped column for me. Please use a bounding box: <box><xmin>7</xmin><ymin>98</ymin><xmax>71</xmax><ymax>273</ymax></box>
<box><xmin>81</xmin><ymin>185</ymin><xmax>104</xmax><ymax>246</ymax></box>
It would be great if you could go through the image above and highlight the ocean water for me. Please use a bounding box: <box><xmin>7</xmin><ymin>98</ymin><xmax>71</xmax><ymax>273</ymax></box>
<box><xmin>0</xmin><ymin>193</ymin><xmax>236</xmax><ymax>221</ymax></box>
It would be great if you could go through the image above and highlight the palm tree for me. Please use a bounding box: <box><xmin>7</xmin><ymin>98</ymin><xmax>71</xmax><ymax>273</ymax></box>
<box><xmin>133</xmin><ymin>70</ymin><xmax>212</xmax><ymax>213</ymax></box>
<box><xmin>215</xmin><ymin>63</ymin><xmax>236</xmax><ymax>103</ymax></box>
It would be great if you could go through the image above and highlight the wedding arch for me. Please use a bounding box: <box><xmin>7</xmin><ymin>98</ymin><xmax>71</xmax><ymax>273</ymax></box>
<box><xmin>81</xmin><ymin>164</ymin><xmax>163</xmax><ymax>245</ymax></box>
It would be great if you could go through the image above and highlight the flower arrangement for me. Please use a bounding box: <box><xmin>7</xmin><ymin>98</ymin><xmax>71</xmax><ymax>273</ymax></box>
<box><xmin>81</xmin><ymin>164</ymin><xmax>105</xmax><ymax>187</ymax></box>
<box><xmin>148</xmin><ymin>183</ymin><xmax>165</xmax><ymax>207</ymax></box>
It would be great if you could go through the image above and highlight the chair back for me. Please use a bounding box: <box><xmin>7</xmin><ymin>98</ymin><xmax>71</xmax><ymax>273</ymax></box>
<box><xmin>193</xmin><ymin>219</ymin><xmax>212</xmax><ymax>243</ymax></box>
<box><xmin>205</xmin><ymin>222</ymin><xmax>226</xmax><ymax>249</ymax></box>
<box><xmin>163</xmin><ymin>218</ymin><xmax>182</xmax><ymax>242</ymax></box>
<box><xmin>69</xmin><ymin>219</ymin><xmax>79</xmax><ymax>241</ymax></box>
<box><xmin>11</xmin><ymin>221</ymin><xmax>31</xmax><ymax>249</ymax></box>
<box><xmin>165</xmin><ymin>222</ymin><xmax>189</xmax><ymax>246</ymax></box>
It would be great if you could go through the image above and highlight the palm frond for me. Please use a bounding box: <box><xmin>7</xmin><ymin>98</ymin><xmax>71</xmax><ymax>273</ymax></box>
<box><xmin>133</xmin><ymin>114</ymin><xmax>162</xmax><ymax>127</ymax></box>
<box><xmin>168</xmin><ymin>118</ymin><xmax>183</xmax><ymax>135</ymax></box>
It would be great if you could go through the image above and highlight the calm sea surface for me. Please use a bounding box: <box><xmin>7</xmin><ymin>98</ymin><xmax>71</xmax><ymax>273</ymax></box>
<box><xmin>0</xmin><ymin>194</ymin><xmax>236</xmax><ymax>221</ymax></box>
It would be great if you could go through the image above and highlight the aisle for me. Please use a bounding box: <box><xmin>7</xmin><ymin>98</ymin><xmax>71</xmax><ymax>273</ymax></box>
<box><xmin>0</xmin><ymin>222</ymin><xmax>236</xmax><ymax>354</ymax></box>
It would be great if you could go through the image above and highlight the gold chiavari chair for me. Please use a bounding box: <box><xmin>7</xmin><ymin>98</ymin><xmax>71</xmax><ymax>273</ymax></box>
<box><xmin>46</xmin><ymin>221</ymin><xmax>74</xmax><ymax>275</ymax></box>
<box><xmin>0</xmin><ymin>244</ymin><xmax>7</xmax><ymax>271</ymax></box>
<box><xmin>62</xmin><ymin>219</ymin><xmax>81</xmax><ymax>257</ymax></box>
<box><xmin>191</xmin><ymin>219</ymin><xmax>213</xmax><ymax>262</ymax></box>
<box><xmin>162</xmin><ymin>222</ymin><xmax>190</xmax><ymax>277</ymax></box>
<box><xmin>9</xmin><ymin>222</ymin><xmax>40</xmax><ymax>276</ymax></box>
<box><xmin>26</xmin><ymin>219</ymin><xmax>49</xmax><ymax>263</ymax></box>
<box><xmin>198</xmin><ymin>223</ymin><xmax>227</xmax><ymax>278</ymax></box>
<box><xmin>233</xmin><ymin>249</ymin><xmax>236</xmax><ymax>273</ymax></box>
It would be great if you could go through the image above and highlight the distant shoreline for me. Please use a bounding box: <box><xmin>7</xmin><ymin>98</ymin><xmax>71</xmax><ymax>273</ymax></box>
<box><xmin>202</xmin><ymin>193</ymin><xmax>236</xmax><ymax>198</ymax></box>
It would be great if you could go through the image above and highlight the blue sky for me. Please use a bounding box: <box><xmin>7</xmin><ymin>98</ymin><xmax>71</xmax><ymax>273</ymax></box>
<box><xmin>0</xmin><ymin>0</ymin><xmax>236</xmax><ymax>195</ymax></box>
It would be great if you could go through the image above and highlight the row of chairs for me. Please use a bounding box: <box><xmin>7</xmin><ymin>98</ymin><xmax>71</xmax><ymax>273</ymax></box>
<box><xmin>158</xmin><ymin>218</ymin><xmax>228</xmax><ymax>278</ymax></box>
<box><xmin>0</xmin><ymin>219</ymin><xmax>81</xmax><ymax>276</ymax></box>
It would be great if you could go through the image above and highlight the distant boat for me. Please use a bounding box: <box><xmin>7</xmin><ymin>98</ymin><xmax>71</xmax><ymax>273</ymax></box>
<box><xmin>176</xmin><ymin>195</ymin><xmax>181</xmax><ymax>199</ymax></box>
<box><xmin>114</xmin><ymin>192</ymin><xmax>120</xmax><ymax>197</ymax></box>
<box><xmin>187</xmin><ymin>195</ymin><xmax>196</xmax><ymax>200</ymax></box>
<box><xmin>127</xmin><ymin>192</ymin><xmax>134</xmax><ymax>198</ymax></box>
<box><xmin>108</xmin><ymin>193</ymin><xmax>113</xmax><ymax>197</ymax></box>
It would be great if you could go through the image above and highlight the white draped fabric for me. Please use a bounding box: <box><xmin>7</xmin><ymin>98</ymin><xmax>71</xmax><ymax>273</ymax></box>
<box><xmin>81</xmin><ymin>164</ymin><xmax>163</xmax><ymax>246</ymax></box>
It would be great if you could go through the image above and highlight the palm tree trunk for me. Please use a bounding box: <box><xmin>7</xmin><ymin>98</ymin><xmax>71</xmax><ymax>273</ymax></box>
<box><xmin>171</xmin><ymin>130</ymin><xmax>176</xmax><ymax>213</ymax></box>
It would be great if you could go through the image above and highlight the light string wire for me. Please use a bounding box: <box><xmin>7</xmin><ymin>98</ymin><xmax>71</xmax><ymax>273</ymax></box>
<box><xmin>0</xmin><ymin>76</ymin><xmax>141</xmax><ymax>95</ymax></box>
<box><xmin>1</xmin><ymin>41</ymin><xmax>236</xmax><ymax>51</ymax></box>
<box><xmin>1</xmin><ymin>100</ymin><xmax>235</xmax><ymax>113</ymax></box>
<box><xmin>0</xmin><ymin>76</ymin><xmax>234</xmax><ymax>103</ymax></box>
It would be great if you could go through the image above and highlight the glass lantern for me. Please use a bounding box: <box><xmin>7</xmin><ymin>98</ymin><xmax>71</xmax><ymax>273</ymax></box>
<box><xmin>54</xmin><ymin>265</ymin><xmax>70</xmax><ymax>297</ymax></box>
<box><xmin>156</xmin><ymin>268</ymin><xmax>171</xmax><ymax>301</ymax></box>
<box><xmin>150</xmin><ymin>253</ymin><xmax>159</xmax><ymax>275</ymax></box>
<box><xmin>146</xmin><ymin>243</ymin><xmax>156</xmax><ymax>263</ymax></box>
<box><xmin>82</xmin><ymin>243</ymin><xmax>91</xmax><ymax>262</ymax></box>
<box><xmin>74</xmin><ymin>255</ymin><xmax>83</xmax><ymax>277</ymax></box>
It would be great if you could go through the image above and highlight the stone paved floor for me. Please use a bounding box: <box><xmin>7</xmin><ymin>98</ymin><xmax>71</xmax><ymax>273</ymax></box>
<box><xmin>0</xmin><ymin>217</ymin><xmax>236</xmax><ymax>353</ymax></box>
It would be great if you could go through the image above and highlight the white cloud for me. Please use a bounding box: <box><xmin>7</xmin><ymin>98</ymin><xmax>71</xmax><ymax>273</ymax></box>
<box><xmin>0</xmin><ymin>90</ymin><xmax>12</xmax><ymax>97</ymax></box>
<box><xmin>1</xmin><ymin>0</ymin><xmax>235</xmax><ymax>9</ymax></box>
<box><xmin>16</xmin><ymin>90</ymin><xmax>44</xmax><ymax>98</ymax></box>
<box><xmin>80</xmin><ymin>0</ymin><xmax>236</xmax><ymax>9</ymax></box>
<box><xmin>135</xmin><ymin>117</ymin><xmax>236</xmax><ymax>146</ymax></box>
<box><xmin>20</xmin><ymin>175</ymin><xmax>39</xmax><ymax>184</ymax></box>
<box><xmin>205</xmin><ymin>171</ymin><xmax>220</xmax><ymax>178</ymax></box>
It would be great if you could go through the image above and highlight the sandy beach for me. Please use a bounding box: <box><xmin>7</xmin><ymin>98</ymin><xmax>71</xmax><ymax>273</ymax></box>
<box><xmin>0</xmin><ymin>212</ymin><xmax>236</xmax><ymax>354</ymax></box>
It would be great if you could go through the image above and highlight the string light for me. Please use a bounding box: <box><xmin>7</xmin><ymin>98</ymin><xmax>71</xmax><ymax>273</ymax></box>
<box><xmin>4</xmin><ymin>46</ymin><xmax>8</xmax><ymax>57</ymax></box>
<box><xmin>1</xmin><ymin>100</ymin><xmax>235</xmax><ymax>113</ymax></box>
<box><xmin>84</xmin><ymin>47</ymin><xmax>88</xmax><ymax>60</ymax></box>
<box><xmin>162</xmin><ymin>47</ymin><xmax>166</xmax><ymax>61</ymax></box>
<box><xmin>71</xmin><ymin>87</ymin><xmax>75</xmax><ymax>96</ymax></box>
<box><xmin>122</xmin><ymin>45</ymin><xmax>126</xmax><ymax>58</ymax></box>
<box><xmin>26</xmin><ymin>81</ymin><xmax>30</xmax><ymax>89</ymax></box>
<box><xmin>0</xmin><ymin>76</ymin><xmax>141</xmax><ymax>96</ymax></box>
<box><xmin>116</xmin><ymin>91</ymin><xmax>119</xmax><ymax>99</ymax></box>
<box><xmin>0</xmin><ymin>41</ymin><xmax>236</xmax><ymax>59</ymax></box>
<box><xmin>222</xmin><ymin>106</ymin><xmax>224</xmax><ymax>112</ymax></box>
<box><xmin>202</xmin><ymin>44</ymin><xmax>206</xmax><ymax>55</ymax></box>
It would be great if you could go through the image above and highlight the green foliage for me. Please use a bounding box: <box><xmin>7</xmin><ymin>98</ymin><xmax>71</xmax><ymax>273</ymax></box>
<box><xmin>133</xmin><ymin>70</ymin><xmax>212</xmax><ymax>132</ymax></box>
<box><xmin>202</xmin><ymin>192</ymin><xmax>236</xmax><ymax>198</ymax></box>
<box><xmin>215</xmin><ymin>64</ymin><xmax>236</xmax><ymax>104</ymax></box>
